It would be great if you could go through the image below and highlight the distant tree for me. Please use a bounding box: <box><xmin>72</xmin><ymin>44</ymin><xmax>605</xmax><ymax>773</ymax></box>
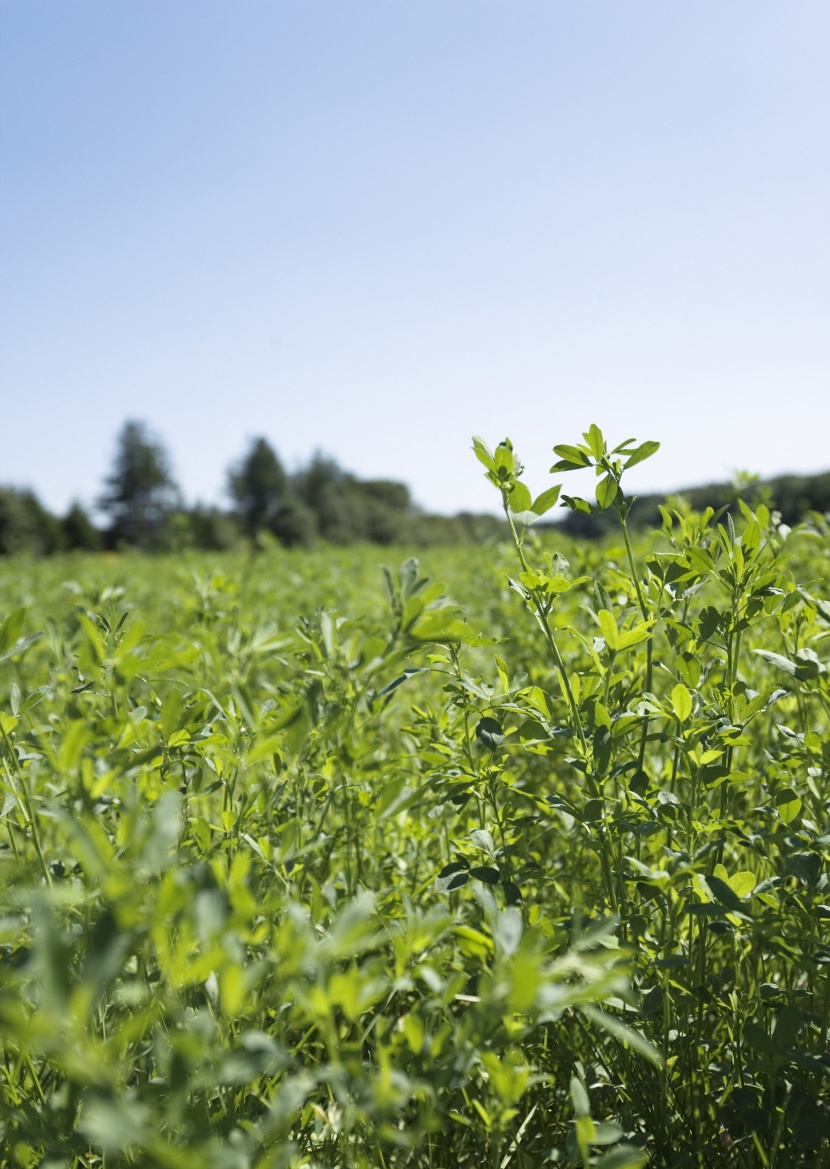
<box><xmin>0</xmin><ymin>488</ymin><xmax>64</xmax><ymax>556</ymax></box>
<box><xmin>228</xmin><ymin>438</ymin><xmax>289</xmax><ymax>538</ymax></box>
<box><xmin>768</xmin><ymin>471</ymin><xmax>830</xmax><ymax>525</ymax></box>
<box><xmin>291</xmin><ymin>456</ymin><xmax>420</xmax><ymax>545</ymax></box>
<box><xmin>271</xmin><ymin>497</ymin><xmax>318</xmax><ymax>548</ymax></box>
<box><xmin>183</xmin><ymin>504</ymin><xmax>241</xmax><ymax>552</ymax></box>
<box><xmin>98</xmin><ymin>421</ymin><xmax>180</xmax><ymax>550</ymax></box>
<box><xmin>360</xmin><ymin>480</ymin><xmax>411</xmax><ymax>512</ymax></box>
<box><xmin>62</xmin><ymin>502</ymin><xmax>102</xmax><ymax>552</ymax></box>
<box><xmin>292</xmin><ymin>454</ymin><xmax>344</xmax><ymax>513</ymax></box>
<box><xmin>359</xmin><ymin>479</ymin><xmax>412</xmax><ymax>544</ymax></box>
<box><xmin>292</xmin><ymin>455</ymin><xmax>359</xmax><ymax>543</ymax></box>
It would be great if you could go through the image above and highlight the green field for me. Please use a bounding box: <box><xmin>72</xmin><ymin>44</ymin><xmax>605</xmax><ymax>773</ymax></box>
<box><xmin>2</xmin><ymin>434</ymin><xmax>830</xmax><ymax>1168</ymax></box>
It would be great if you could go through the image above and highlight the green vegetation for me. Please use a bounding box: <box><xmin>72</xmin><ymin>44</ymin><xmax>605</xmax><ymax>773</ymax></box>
<box><xmin>1</xmin><ymin>426</ymin><xmax>830</xmax><ymax>1168</ymax></box>
<box><xmin>3</xmin><ymin>420</ymin><xmax>830</xmax><ymax>558</ymax></box>
<box><xmin>0</xmin><ymin>424</ymin><xmax>506</xmax><ymax>557</ymax></box>
<box><xmin>556</xmin><ymin>470</ymin><xmax>830</xmax><ymax>540</ymax></box>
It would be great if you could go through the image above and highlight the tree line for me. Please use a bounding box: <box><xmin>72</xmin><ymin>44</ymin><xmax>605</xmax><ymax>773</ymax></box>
<box><xmin>2</xmin><ymin>421</ymin><xmax>829</xmax><ymax>556</ymax></box>
<box><xmin>555</xmin><ymin>468</ymin><xmax>830</xmax><ymax>538</ymax></box>
<box><xmin>0</xmin><ymin>421</ymin><xmax>505</xmax><ymax>555</ymax></box>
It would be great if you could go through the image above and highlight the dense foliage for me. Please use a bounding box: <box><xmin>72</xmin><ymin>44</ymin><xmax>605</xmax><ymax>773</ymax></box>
<box><xmin>1</xmin><ymin>427</ymin><xmax>830</xmax><ymax>1168</ymax></box>
<box><xmin>0</xmin><ymin>426</ymin><xmax>506</xmax><ymax>557</ymax></box>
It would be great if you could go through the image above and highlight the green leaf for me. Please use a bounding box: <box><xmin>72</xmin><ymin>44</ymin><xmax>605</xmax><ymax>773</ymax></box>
<box><xmin>59</xmin><ymin>718</ymin><xmax>91</xmax><ymax>772</ymax></box>
<box><xmin>494</xmin><ymin>441</ymin><xmax>515</xmax><ymax>476</ymax></box>
<box><xmin>570</xmin><ymin>1075</ymin><xmax>590</xmax><ymax>1117</ymax></box>
<box><xmin>531</xmin><ymin>484</ymin><xmax>562</xmax><ymax>515</ymax></box>
<box><xmin>410</xmin><ymin>607</ymin><xmax>462</xmax><ymax>641</ymax></box>
<box><xmin>592</xmin><ymin>1147</ymin><xmax>649</xmax><ymax>1169</ymax></box>
<box><xmin>671</xmin><ymin>683</ymin><xmax>693</xmax><ymax>723</ymax></box>
<box><xmin>472</xmin><ymin>436</ymin><xmax>496</xmax><ymax>472</ymax></box>
<box><xmin>728</xmin><ymin>870</ymin><xmax>757</xmax><ymax>898</ymax></box>
<box><xmin>377</xmin><ymin>668</ymin><xmax>425</xmax><ymax>698</ymax></box>
<box><xmin>792</xmin><ymin>1096</ymin><xmax>829</xmax><ymax>1148</ymax></box>
<box><xmin>596</xmin><ymin>474</ymin><xmax>619</xmax><ymax>510</ymax></box>
<box><xmin>447</xmin><ymin>621</ymin><xmax>503</xmax><ymax>646</ymax></box>
<box><xmin>53</xmin><ymin>809</ymin><xmax>116</xmax><ymax>882</ymax></box>
<box><xmin>230</xmin><ymin>681</ymin><xmax>256</xmax><ymax>729</ymax></box>
<box><xmin>754</xmin><ymin>649</ymin><xmax>798</xmax><ymax>676</ymax></box>
<box><xmin>597</xmin><ymin>609</ymin><xmax>619</xmax><ymax>652</ymax></box>
<box><xmin>508</xmin><ymin>481</ymin><xmax>532</xmax><ymax>513</ymax></box>
<box><xmin>470</xmin><ymin>827</ymin><xmax>495</xmax><ymax>855</ymax></box>
<box><xmin>591</xmin><ymin>1121</ymin><xmax>625</xmax><ymax>1145</ymax></box>
<box><xmin>0</xmin><ymin>630</ymin><xmax>42</xmax><ymax>664</ymax></box>
<box><xmin>705</xmin><ymin>875</ymin><xmax>745</xmax><ymax>913</ymax></box>
<box><xmin>0</xmin><ymin>607</ymin><xmax>25</xmax><ymax>655</ymax></box>
<box><xmin>798</xmin><ymin>588</ymin><xmax>830</xmax><ymax>625</ymax></box>
<box><xmin>793</xmin><ymin>647</ymin><xmax>826</xmax><ymax>678</ymax></box>
<box><xmin>495</xmin><ymin>906</ymin><xmax>523</xmax><ymax>956</ymax></box>
<box><xmin>322</xmin><ymin>891</ymin><xmax>379</xmax><ymax>957</ymax></box>
<box><xmin>698</xmin><ymin>605</ymin><xmax>723</xmax><ymax>640</ymax></box>
<box><xmin>551</xmin><ymin>444</ymin><xmax>591</xmax><ymax>471</ymax></box>
<box><xmin>78</xmin><ymin>1093</ymin><xmax>151</xmax><ymax>1153</ymax></box>
<box><xmin>624</xmin><ymin>440</ymin><xmax>660</xmax><ymax>470</ymax></box>
<box><xmin>785</xmin><ymin>851</ymin><xmax>821</xmax><ymax>885</ymax></box>
<box><xmin>435</xmin><ymin>861</ymin><xmax>470</xmax><ymax>894</ymax></box>
<box><xmin>582</xmin><ymin>1005</ymin><xmax>664</xmax><ymax>1066</ymax></box>
<box><xmin>744</xmin><ymin>1021</ymin><xmax>775</xmax><ymax>1055</ymax></box>
<box><xmin>583</xmin><ymin>423</ymin><xmax>606</xmax><ymax>459</ymax></box>
<box><xmin>561</xmin><ymin>494</ymin><xmax>596</xmax><ymax>515</ymax></box>
<box><xmin>602</xmin><ymin>615</ymin><xmax>651</xmax><ymax>654</ymax></box>
<box><xmin>775</xmin><ymin>788</ymin><xmax>802</xmax><ymax>825</ymax></box>
<box><xmin>476</xmin><ymin>716</ymin><xmax>504</xmax><ymax>749</ymax></box>
<box><xmin>511</xmin><ymin>509</ymin><xmax>541</xmax><ymax>528</ymax></box>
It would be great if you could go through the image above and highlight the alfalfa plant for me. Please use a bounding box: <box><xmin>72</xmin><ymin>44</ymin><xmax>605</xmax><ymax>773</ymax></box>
<box><xmin>472</xmin><ymin>427</ymin><xmax>660</xmax><ymax>915</ymax></box>
<box><xmin>470</xmin><ymin>427</ymin><xmax>830</xmax><ymax>1165</ymax></box>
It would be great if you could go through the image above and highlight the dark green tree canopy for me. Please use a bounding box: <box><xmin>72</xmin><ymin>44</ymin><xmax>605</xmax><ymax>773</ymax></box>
<box><xmin>62</xmin><ymin>502</ymin><xmax>102</xmax><ymax>552</ymax></box>
<box><xmin>292</xmin><ymin>455</ymin><xmax>362</xmax><ymax>543</ymax></box>
<box><xmin>98</xmin><ymin>421</ymin><xmax>180</xmax><ymax>549</ymax></box>
<box><xmin>0</xmin><ymin>487</ymin><xmax>64</xmax><ymax>556</ymax></box>
<box><xmin>228</xmin><ymin>437</ymin><xmax>288</xmax><ymax>537</ymax></box>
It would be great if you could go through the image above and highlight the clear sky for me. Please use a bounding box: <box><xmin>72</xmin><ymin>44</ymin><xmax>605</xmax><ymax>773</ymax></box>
<box><xmin>1</xmin><ymin>1</ymin><xmax>828</xmax><ymax>518</ymax></box>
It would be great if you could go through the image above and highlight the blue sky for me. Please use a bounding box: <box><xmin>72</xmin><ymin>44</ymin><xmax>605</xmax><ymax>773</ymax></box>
<box><xmin>2</xmin><ymin>1</ymin><xmax>828</xmax><ymax>517</ymax></box>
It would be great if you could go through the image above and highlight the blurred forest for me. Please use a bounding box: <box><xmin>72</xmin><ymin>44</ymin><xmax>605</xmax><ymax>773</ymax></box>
<box><xmin>1</xmin><ymin>420</ymin><xmax>828</xmax><ymax>555</ymax></box>
<box><xmin>0</xmin><ymin>421</ymin><xmax>505</xmax><ymax>555</ymax></box>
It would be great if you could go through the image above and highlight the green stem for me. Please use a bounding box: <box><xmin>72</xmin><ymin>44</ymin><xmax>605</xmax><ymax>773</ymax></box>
<box><xmin>503</xmin><ymin>498</ymin><xmax>616</xmax><ymax>911</ymax></box>
<box><xmin>0</xmin><ymin>721</ymin><xmax>51</xmax><ymax>887</ymax></box>
<box><xmin>620</xmin><ymin>516</ymin><xmax>654</xmax><ymax>774</ymax></box>
<box><xmin>820</xmin><ymin>966</ymin><xmax>830</xmax><ymax>1058</ymax></box>
<box><xmin>621</xmin><ymin>515</ymin><xmax>648</xmax><ymax>622</ymax></box>
<box><xmin>503</xmin><ymin>502</ymin><xmax>588</xmax><ymax>757</ymax></box>
<box><xmin>716</xmin><ymin>615</ymin><xmax>742</xmax><ymax>866</ymax></box>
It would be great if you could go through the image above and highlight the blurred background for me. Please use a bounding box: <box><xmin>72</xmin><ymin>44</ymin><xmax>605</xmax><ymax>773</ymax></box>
<box><xmin>1</xmin><ymin>0</ymin><xmax>828</xmax><ymax>544</ymax></box>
